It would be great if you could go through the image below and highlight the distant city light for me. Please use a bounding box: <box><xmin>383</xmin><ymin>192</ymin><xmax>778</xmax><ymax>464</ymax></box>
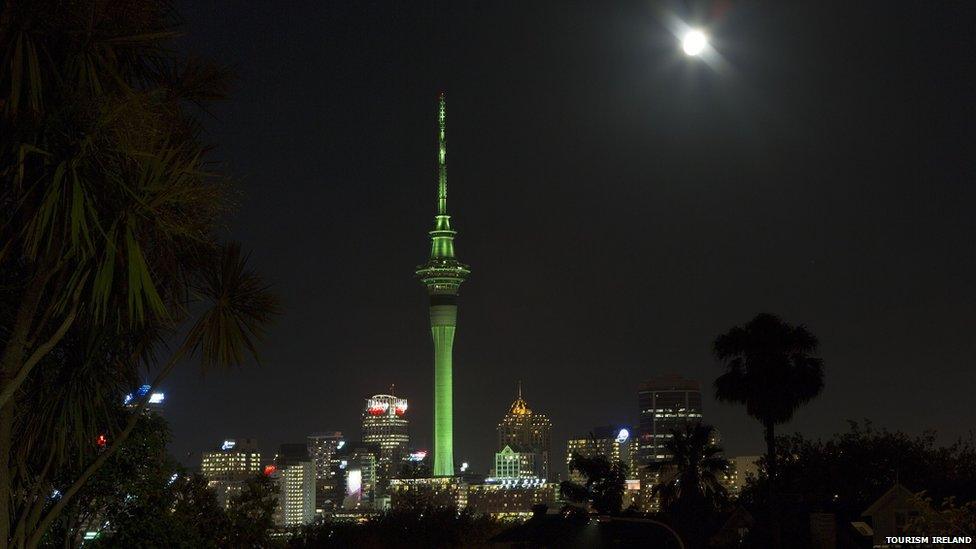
<box><xmin>149</xmin><ymin>392</ymin><xmax>165</xmax><ymax>404</ymax></box>
<box><xmin>616</xmin><ymin>428</ymin><xmax>630</xmax><ymax>443</ymax></box>
<box><xmin>264</xmin><ymin>464</ymin><xmax>277</xmax><ymax>476</ymax></box>
<box><xmin>408</xmin><ymin>450</ymin><xmax>428</xmax><ymax>462</ymax></box>
<box><xmin>336</xmin><ymin>440</ymin><xmax>346</xmax><ymax>450</ymax></box>
<box><xmin>460</xmin><ymin>462</ymin><xmax>469</xmax><ymax>472</ymax></box>
<box><xmin>221</xmin><ymin>440</ymin><xmax>236</xmax><ymax>451</ymax></box>
<box><xmin>346</xmin><ymin>469</ymin><xmax>362</xmax><ymax>497</ymax></box>
<box><xmin>168</xmin><ymin>473</ymin><xmax>179</xmax><ymax>485</ymax></box>
<box><xmin>137</xmin><ymin>384</ymin><xmax>151</xmax><ymax>397</ymax></box>
<box><xmin>96</xmin><ymin>434</ymin><xmax>107</xmax><ymax>448</ymax></box>
<box><xmin>122</xmin><ymin>393</ymin><xmax>133</xmax><ymax>405</ymax></box>
<box><xmin>682</xmin><ymin>29</ymin><xmax>707</xmax><ymax>56</ymax></box>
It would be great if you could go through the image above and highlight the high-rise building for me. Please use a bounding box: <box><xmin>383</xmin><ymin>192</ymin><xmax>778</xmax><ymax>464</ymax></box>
<box><xmin>416</xmin><ymin>92</ymin><xmax>470</xmax><ymax>477</ymax></box>
<box><xmin>307</xmin><ymin>431</ymin><xmax>344</xmax><ymax>480</ymax></box>
<box><xmin>200</xmin><ymin>438</ymin><xmax>261</xmax><ymax>508</ymax></box>
<box><xmin>496</xmin><ymin>383</ymin><xmax>552</xmax><ymax>480</ymax></box>
<box><xmin>636</xmin><ymin>375</ymin><xmax>703</xmax><ymax>466</ymax></box>
<box><xmin>333</xmin><ymin>441</ymin><xmax>380</xmax><ymax>511</ymax></box>
<box><xmin>271</xmin><ymin>445</ymin><xmax>316</xmax><ymax>527</ymax></box>
<box><xmin>724</xmin><ymin>455</ymin><xmax>761</xmax><ymax>497</ymax></box>
<box><xmin>307</xmin><ymin>431</ymin><xmax>345</xmax><ymax>513</ymax></box>
<box><xmin>362</xmin><ymin>392</ymin><xmax>409</xmax><ymax>480</ymax></box>
<box><xmin>565</xmin><ymin>426</ymin><xmax>633</xmax><ymax>483</ymax></box>
<box><xmin>493</xmin><ymin>445</ymin><xmax>541</xmax><ymax>480</ymax></box>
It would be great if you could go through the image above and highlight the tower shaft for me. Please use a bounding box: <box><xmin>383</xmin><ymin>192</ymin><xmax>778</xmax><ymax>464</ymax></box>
<box><xmin>416</xmin><ymin>92</ymin><xmax>470</xmax><ymax>477</ymax></box>
<box><xmin>430</xmin><ymin>305</ymin><xmax>456</xmax><ymax>476</ymax></box>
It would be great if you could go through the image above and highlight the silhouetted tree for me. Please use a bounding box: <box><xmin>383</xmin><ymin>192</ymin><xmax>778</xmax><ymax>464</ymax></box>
<box><xmin>736</xmin><ymin>421</ymin><xmax>976</xmax><ymax>546</ymax></box>
<box><xmin>560</xmin><ymin>454</ymin><xmax>627</xmax><ymax>515</ymax></box>
<box><xmin>225</xmin><ymin>474</ymin><xmax>279</xmax><ymax>547</ymax></box>
<box><xmin>286</xmin><ymin>506</ymin><xmax>503</xmax><ymax>548</ymax></box>
<box><xmin>713</xmin><ymin>313</ymin><xmax>823</xmax><ymax>547</ymax></box>
<box><xmin>0</xmin><ymin>0</ymin><xmax>281</xmax><ymax>545</ymax></box>
<box><xmin>714</xmin><ymin>313</ymin><xmax>823</xmax><ymax>485</ymax></box>
<box><xmin>650</xmin><ymin>423</ymin><xmax>729</xmax><ymax>513</ymax></box>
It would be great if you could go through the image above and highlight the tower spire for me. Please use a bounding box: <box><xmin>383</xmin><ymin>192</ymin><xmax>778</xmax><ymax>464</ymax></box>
<box><xmin>416</xmin><ymin>91</ymin><xmax>470</xmax><ymax>477</ymax></box>
<box><xmin>437</xmin><ymin>92</ymin><xmax>448</xmax><ymax>216</ymax></box>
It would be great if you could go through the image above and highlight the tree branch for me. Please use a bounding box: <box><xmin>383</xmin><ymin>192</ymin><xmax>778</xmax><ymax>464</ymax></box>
<box><xmin>26</xmin><ymin>349</ymin><xmax>185</xmax><ymax>549</ymax></box>
<box><xmin>0</xmin><ymin>305</ymin><xmax>77</xmax><ymax>410</ymax></box>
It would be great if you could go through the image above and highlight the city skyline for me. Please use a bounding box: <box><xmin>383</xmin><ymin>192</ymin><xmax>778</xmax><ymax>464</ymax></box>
<box><xmin>164</xmin><ymin>1</ymin><xmax>976</xmax><ymax>477</ymax></box>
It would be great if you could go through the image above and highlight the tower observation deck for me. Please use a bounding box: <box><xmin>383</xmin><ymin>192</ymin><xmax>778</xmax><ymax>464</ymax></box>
<box><xmin>416</xmin><ymin>92</ymin><xmax>470</xmax><ymax>477</ymax></box>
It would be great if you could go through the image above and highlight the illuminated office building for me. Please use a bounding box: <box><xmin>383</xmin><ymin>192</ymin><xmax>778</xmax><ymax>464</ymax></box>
<box><xmin>307</xmin><ymin>431</ymin><xmax>344</xmax><ymax>480</ymax></box>
<box><xmin>416</xmin><ymin>92</ymin><xmax>471</xmax><ymax>476</ymax></box>
<box><xmin>333</xmin><ymin>441</ymin><xmax>380</xmax><ymax>511</ymax></box>
<box><xmin>362</xmin><ymin>392</ymin><xmax>409</xmax><ymax>480</ymax></box>
<box><xmin>467</xmin><ymin>478</ymin><xmax>556</xmax><ymax>519</ymax></box>
<box><xmin>389</xmin><ymin>477</ymin><xmax>469</xmax><ymax>510</ymax></box>
<box><xmin>273</xmin><ymin>445</ymin><xmax>317</xmax><ymax>526</ymax></box>
<box><xmin>200</xmin><ymin>438</ymin><xmax>261</xmax><ymax>508</ymax></box>
<box><xmin>493</xmin><ymin>445</ymin><xmax>541</xmax><ymax>480</ymax></box>
<box><xmin>496</xmin><ymin>383</ymin><xmax>552</xmax><ymax>480</ymax></box>
<box><xmin>724</xmin><ymin>455</ymin><xmax>761</xmax><ymax>497</ymax></box>
<box><xmin>565</xmin><ymin>426</ymin><xmax>632</xmax><ymax>483</ymax></box>
<box><xmin>636</xmin><ymin>375</ymin><xmax>703</xmax><ymax>466</ymax></box>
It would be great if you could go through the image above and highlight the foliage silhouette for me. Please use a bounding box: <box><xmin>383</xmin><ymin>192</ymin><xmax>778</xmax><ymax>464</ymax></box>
<box><xmin>560</xmin><ymin>453</ymin><xmax>627</xmax><ymax>516</ymax></box>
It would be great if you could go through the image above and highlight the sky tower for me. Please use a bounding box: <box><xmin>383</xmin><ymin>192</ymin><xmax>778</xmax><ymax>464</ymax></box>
<box><xmin>416</xmin><ymin>92</ymin><xmax>470</xmax><ymax>476</ymax></box>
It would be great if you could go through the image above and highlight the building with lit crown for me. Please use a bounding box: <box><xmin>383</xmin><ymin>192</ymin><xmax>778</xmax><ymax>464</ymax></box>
<box><xmin>636</xmin><ymin>374</ymin><xmax>703</xmax><ymax>466</ymax></box>
<box><xmin>362</xmin><ymin>391</ymin><xmax>409</xmax><ymax>481</ymax></box>
<box><xmin>496</xmin><ymin>383</ymin><xmax>552</xmax><ymax>480</ymax></box>
<box><xmin>200</xmin><ymin>438</ymin><xmax>261</xmax><ymax>508</ymax></box>
<box><xmin>416</xmin><ymin>92</ymin><xmax>470</xmax><ymax>477</ymax></box>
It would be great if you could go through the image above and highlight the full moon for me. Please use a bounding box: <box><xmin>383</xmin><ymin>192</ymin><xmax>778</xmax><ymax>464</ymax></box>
<box><xmin>682</xmin><ymin>30</ymin><xmax>707</xmax><ymax>56</ymax></box>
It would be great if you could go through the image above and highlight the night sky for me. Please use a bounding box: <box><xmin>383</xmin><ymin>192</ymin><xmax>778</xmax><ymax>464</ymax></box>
<box><xmin>168</xmin><ymin>1</ymin><xmax>976</xmax><ymax>475</ymax></box>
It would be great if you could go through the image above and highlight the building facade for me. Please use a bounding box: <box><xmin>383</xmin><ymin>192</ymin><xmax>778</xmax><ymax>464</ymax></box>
<box><xmin>565</xmin><ymin>426</ymin><xmax>633</xmax><ymax>483</ymax></box>
<box><xmin>416</xmin><ymin>92</ymin><xmax>471</xmax><ymax>477</ymax></box>
<box><xmin>724</xmin><ymin>455</ymin><xmax>761</xmax><ymax>497</ymax></box>
<box><xmin>467</xmin><ymin>479</ymin><xmax>556</xmax><ymax>518</ymax></box>
<box><xmin>200</xmin><ymin>438</ymin><xmax>262</xmax><ymax>508</ymax></box>
<box><xmin>496</xmin><ymin>384</ymin><xmax>552</xmax><ymax>480</ymax></box>
<box><xmin>362</xmin><ymin>392</ymin><xmax>409</xmax><ymax>481</ymax></box>
<box><xmin>493</xmin><ymin>445</ymin><xmax>541</xmax><ymax>480</ymax></box>
<box><xmin>272</xmin><ymin>444</ymin><xmax>316</xmax><ymax>527</ymax></box>
<box><xmin>389</xmin><ymin>477</ymin><xmax>469</xmax><ymax>510</ymax></box>
<box><xmin>636</xmin><ymin>375</ymin><xmax>703</xmax><ymax>466</ymax></box>
<box><xmin>306</xmin><ymin>431</ymin><xmax>345</xmax><ymax>514</ymax></box>
<box><xmin>333</xmin><ymin>441</ymin><xmax>380</xmax><ymax>511</ymax></box>
<box><xmin>307</xmin><ymin>431</ymin><xmax>344</xmax><ymax>480</ymax></box>
<box><xmin>274</xmin><ymin>461</ymin><xmax>316</xmax><ymax>527</ymax></box>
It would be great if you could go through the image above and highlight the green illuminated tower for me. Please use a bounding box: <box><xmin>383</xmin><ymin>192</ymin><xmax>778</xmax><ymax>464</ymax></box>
<box><xmin>416</xmin><ymin>92</ymin><xmax>470</xmax><ymax>477</ymax></box>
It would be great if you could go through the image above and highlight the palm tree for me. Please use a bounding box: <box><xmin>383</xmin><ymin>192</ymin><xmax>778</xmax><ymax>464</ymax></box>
<box><xmin>0</xmin><ymin>1</ymin><xmax>244</xmax><ymax>544</ymax></box>
<box><xmin>713</xmin><ymin>313</ymin><xmax>824</xmax><ymax>488</ymax></box>
<box><xmin>650</xmin><ymin>423</ymin><xmax>729</xmax><ymax>514</ymax></box>
<box><xmin>560</xmin><ymin>453</ymin><xmax>628</xmax><ymax>515</ymax></box>
<box><xmin>23</xmin><ymin>243</ymin><xmax>278</xmax><ymax>547</ymax></box>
